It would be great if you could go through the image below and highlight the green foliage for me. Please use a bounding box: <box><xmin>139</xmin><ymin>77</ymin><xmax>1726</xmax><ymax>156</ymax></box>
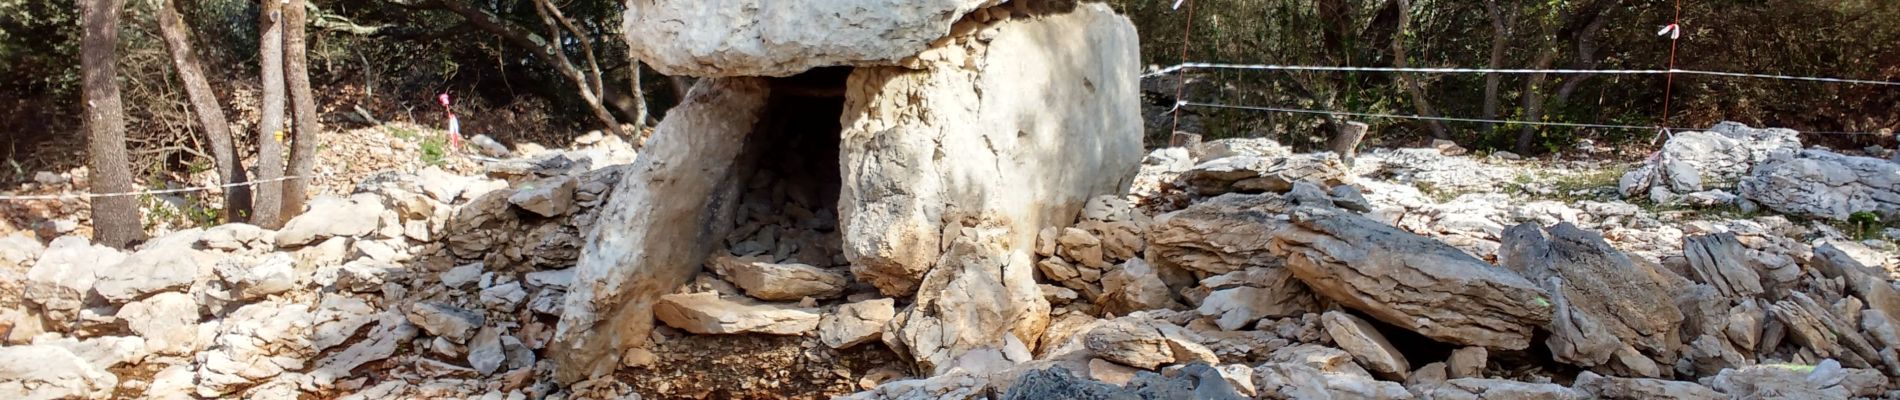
<box><xmin>1847</xmin><ymin>211</ymin><xmax>1890</xmax><ymax>241</ymax></box>
<box><xmin>1110</xmin><ymin>0</ymin><xmax>1900</xmax><ymax>152</ymax></box>
<box><xmin>419</xmin><ymin>135</ymin><xmax>448</xmax><ymax>166</ymax></box>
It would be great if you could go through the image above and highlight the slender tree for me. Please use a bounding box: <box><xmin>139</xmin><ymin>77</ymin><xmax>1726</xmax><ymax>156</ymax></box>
<box><xmin>253</xmin><ymin>0</ymin><xmax>289</xmax><ymax>227</ymax></box>
<box><xmin>429</xmin><ymin>0</ymin><xmax>627</xmax><ymax>137</ymax></box>
<box><xmin>1481</xmin><ymin>0</ymin><xmax>1515</xmax><ymax>135</ymax></box>
<box><xmin>156</xmin><ymin>0</ymin><xmax>249</xmax><ymax>222</ymax></box>
<box><xmin>282</xmin><ymin>0</ymin><xmax>320</xmax><ymax>220</ymax></box>
<box><xmin>1389</xmin><ymin>0</ymin><xmax>1449</xmax><ymax>139</ymax></box>
<box><xmin>81</xmin><ymin>0</ymin><xmax>144</xmax><ymax>248</ymax></box>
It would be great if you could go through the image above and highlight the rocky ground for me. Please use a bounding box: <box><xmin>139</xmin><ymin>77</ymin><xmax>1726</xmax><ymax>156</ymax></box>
<box><xmin>2</xmin><ymin>120</ymin><xmax>1899</xmax><ymax>400</ymax></box>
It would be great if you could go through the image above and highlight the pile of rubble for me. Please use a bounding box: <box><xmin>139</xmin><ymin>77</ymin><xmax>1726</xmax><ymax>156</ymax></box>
<box><xmin>0</xmin><ymin>130</ymin><xmax>641</xmax><ymax>399</ymax></box>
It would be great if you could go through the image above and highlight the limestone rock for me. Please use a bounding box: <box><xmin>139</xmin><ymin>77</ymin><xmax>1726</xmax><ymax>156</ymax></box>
<box><xmin>1320</xmin><ymin>311</ymin><xmax>1409</xmax><ymax>378</ymax></box>
<box><xmin>653</xmin><ymin>292</ymin><xmax>821</xmax><ymax>335</ymax></box>
<box><xmin>1101</xmin><ymin>258</ymin><xmax>1182</xmax><ymax>315</ymax></box>
<box><xmin>24</xmin><ymin>236</ymin><xmax>125</xmax><ymax>320</ymax></box>
<box><xmin>551</xmin><ymin>78</ymin><xmax>771</xmax><ymax>382</ymax></box>
<box><xmin>623</xmin><ymin>0</ymin><xmax>1003</xmax><ymax>78</ymax></box>
<box><xmin>1572</xmin><ymin>371</ymin><xmax>1721</xmax><ymax>399</ymax></box>
<box><xmin>1412</xmin><ymin>378</ymin><xmax>1584</xmax><ymax>400</ymax></box>
<box><xmin>221</xmin><ymin>252</ymin><xmax>298</xmax><ymax>301</ymax></box>
<box><xmin>839</xmin><ymin>3</ymin><xmax>1141</xmax><ymax>296</ymax></box>
<box><xmin>309</xmin><ymin>312</ymin><xmax>415</xmax><ymax>388</ymax></box>
<box><xmin>1619</xmin><ymin>122</ymin><xmax>1800</xmax><ymax>198</ymax></box>
<box><xmin>117</xmin><ymin>291</ymin><xmax>201</xmax><ymax>355</ymax></box>
<box><xmin>1498</xmin><ymin>222</ymin><xmax>1683</xmax><ymax>375</ymax></box>
<box><xmin>92</xmin><ymin>243</ymin><xmax>202</xmax><ymax>303</ymax></box>
<box><xmin>839</xmin><ymin>370</ymin><xmax>991</xmax><ymax>400</ymax></box>
<box><xmin>1812</xmin><ymin>243</ymin><xmax>1900</xmax><ymax>320</ymax></box>
<box><xmin>1083</xmin><ymin>317</ymin><xmax>1216</xmax><ymax>370</ymax></box>
<box><xmin>884</xmin><ymin>227</ymin><xmax>1049</xmax><ymax>375</ymax></box>
<box><xmin>407</xmin><ymin>302</ymin><xmax>485</xmax><ymax>343</ymax></box>
<box><xmin>1268</xmin><ymin>344</ymin><xmax>1369</xmax><ymax>376</ymax></box>
<box><xmin>1250</xmin><ymin>362</ymin><xmax>1411</xmax><ymax>400</ymax></box>
<box><xmin>1149</xmin><ymin>196</ymin><xmax>1281</xmax><ymax>275</ymax></box>
<box><xmin>1268</xmin><ymin>200</ymin><xmax>1552</xmax><ymax>350</ymax></box>
<box><xmin>1178</xmin><ymin>154</ymin><xmax>1350</xmax><ymax>197</ymax></box>
<box><xmin>1740</xmin><ymin>149</ymin><xmax>1900</xmax><ymax>220</ymax></box>
<box><xmin>1681</xmin><ymin>233</ymin><xmax>1765</xmax><ymax>298</ymax></box>
<box><xmin>1194</xmin><ymin>268</ymin><xmax>1318</xmax><ymax>331</ymax></box>
<box><xmin>508</xmin><ymin>176</ymin><xmax>578</xmax><ymax>217</ymax></box>
<box><xmin>1447</xmin><ymin>347</ymin><xmax>1486</xmax><ymax>379</ymax></box>
<box><xmin>820</xmin><ymin>298</ymin><xmax>896</xmax><ymax>349</ymax></box>
<box><xmin>196</xmin><ymin>301</ymin><xmax>315</xmax><ymax>397</ymax></box>
<box><xmin>275</xmin><ymin>194</ymin><xmax>387</xmax><ymax>248</ymax></box>
<box><xmin>34</xmin><ymin>336</ymin><xmax>148</xmax><ymax>370</ymax></box>
<box><xmin>200</xmin><ymin>223</ymin><xmax>271</xmax><ymax>251</ymax></box>
<box><xmin>468</xmin><ymin>327</ymin><xmax>507</xmax><ymax>375</ymax></box>
<box><xmin>1706</xmin><ymin>361</ymin><xmax>1886</xmax><ymax>399</ymax></box>
<box><xmin>708</xmin><ymin>255</ymin><xmax>848</xmax><ymax>301</ymax></box>
<box><xmin>0</xmin><ymin>345</ymin><xmax>117</xmax><ymax>400</ymax></box>
<box><xmin>1769</xmin><ymin>292</ymin><xmax>1899</xmax><ymax>374</ymax></box>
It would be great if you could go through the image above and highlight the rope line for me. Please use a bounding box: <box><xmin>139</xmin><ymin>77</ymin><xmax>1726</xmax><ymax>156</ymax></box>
<box><xmin>1179</xmin><ymin>101</ymin><xmax>1882</xmax><ymax>136</ymax></box>
<box><xmin>1169</xmin><ymin>0</ymin><xmax>1199</xmax><ymax>136</ymax></box>
<box><xmin>0</xmin><ymin>175</ymin><xmax>318</xmax><ymax>201</ymax></box>
<box><xmin>1140</xmin><ymin>63</ymin><xmax>1900</xmax><ymax>86</ymax></box>
<box><xmin>1657</xmin><ymin>0</ymin><xmax>1685</xmax><ymax>142</ymax></box>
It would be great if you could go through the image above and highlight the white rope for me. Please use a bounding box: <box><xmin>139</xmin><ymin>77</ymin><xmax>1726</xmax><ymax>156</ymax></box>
<box><xmin>1181</xmin><ymin>101</ymin><xmax>1882</xmax><ymax>136</ymax></box>
<box><xmin>1143</xmin><ymin>62</ymin><xmax>1900</xmax><ymax>86</ymax></box>
<box><xmin>0</xmin><ymin>175</ymin><xmax>317</xmax><ymax>201</ymax></box>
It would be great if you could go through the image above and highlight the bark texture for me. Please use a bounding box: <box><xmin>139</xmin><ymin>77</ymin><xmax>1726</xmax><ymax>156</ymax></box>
<box><xmin>281</xmin><ymin>0</ymin><xmax>321</xmax><ymax>222</ymax></box>
<box><xmin>80</xmin><ymin>0</ymin><xmax>144</xmax><ymax>248</ymax></box>
<box><xmin>156</xmin><ymin>0</ymin><xmax>248</xmax><ymax>222</ymax></box>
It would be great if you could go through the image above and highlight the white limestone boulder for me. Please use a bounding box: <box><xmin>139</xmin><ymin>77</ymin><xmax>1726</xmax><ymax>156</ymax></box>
<box><xmin>622</xmin><ymin>0</ymin><xmax>1006</xmax><ymax>78</ymax></box>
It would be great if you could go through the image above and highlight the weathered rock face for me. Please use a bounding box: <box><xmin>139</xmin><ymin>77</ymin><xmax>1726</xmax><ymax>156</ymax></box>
<box><xmin>1266</xmin><ymin>199</ymin><xmax>1553</xmax><ymax>350</ymax></box>
<box><xmin>1148</xmin><ymin>194</ymin><xmax>1283</xmax><ymax>275</ymax></box>
<box><xmin>550</xmin><ymin>78</ymin><xmax>771</xmax><ymax>382</ymax></box>
<box><xmin>1177</xmin><ymin>153</ymin><xmax>1350</xmax><ymax>197</ymax></box>
<box><xmin>884</xmin><ymin>227</ymin><xmax>1049</xmax><ymax>375</ymax></box>
<box><xmin>622</xmin><ymin>0</ymin><xmax>1003</xmax><ymax>78</ymax></box>
<box><xmin>1740</xmin><ymin>149</ymin><xmax>1900</xmax><ymax>220</ymax></box>
<box><xmin>1618</xmin><ymin>122</ymin><xmax>1800</xmax><ymax>200</ymax></box>
<box><xmin>1321</xmin><ymin>311</ymin><xmax>1409</xmax><ymax>378</ymax></box>
<box><xmin>838</xmin><ymin>2</ymin><xmax>1141</xmax><ymax>297</ymax></box>
<box><xmin>1498</xmin><ymin>222</ymin><xmax>1684</xmax><ymax>377</ymax></box>
<box><xmin>274</xmin><ymin>194</ymin><xmax>387</xmax><ymax>248</ymax></box>
<box><xmin>820</xmin><ymin>298</ymin><xmax>897</xmax><ymax>349</ymax></box>
<box><xmin>24</xmin><ymin>236</ymin><xmax>124</xmax><ymax>323</ymax></box>
<box><xmin>0</xmin><ymin>345</ymin><xmax>118</xmax><ymax>400</ymax></box>
<box><xmin>707</xmin><ymin>255</ymin><xmax>848</xmax><ymax>301</ymax></box>
<box><xmin>652</xmin><ymin>292</ymin><xmax>822</xmax><ymax>335</ymax></box>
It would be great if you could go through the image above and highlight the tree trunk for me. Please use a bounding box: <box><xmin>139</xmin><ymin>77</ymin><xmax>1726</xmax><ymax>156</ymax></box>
<box><xmin>1554</xmin><ymin>1</ymin><xmax>1620</xmax><ymax>106</ymax></box>
<box><xmin>80</xmin><ymin>0</ymin><xmax>143</xmax><ymax>248</ymax></box>
<box><xmin>1482</xmin><ymin>0</ymin><xmax>1512</xmax><ymax>134</ymax></box>
<box><xmin>282</xmin><ymin>0</ymin><xmax>320</xmax><ymax>223</ymax></box>
<box><xmin>253</xmin><ymin>0</ymin><xmax>289</xmax><ymax>228</ymax></box>
<box><xmin>156</xmin><ymin>0</ymin><xmax>248</xmax><ymax>222</ymax></box>
<box><xmin>1515</xmin><ymin>48</ymin><xmax>1561</xmax><ymax>155</ymax></box>
<box><xmin>1389</xmin><ymin>0</ymin><xmax>1449</xmax><ymax>140</ymax></box>
<box><xmin>630</xmin><ymin>62</ymin><xmax>650</xmax><ymax>126</ymax></box>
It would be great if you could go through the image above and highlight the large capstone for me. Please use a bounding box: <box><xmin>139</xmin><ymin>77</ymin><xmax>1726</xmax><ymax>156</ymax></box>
<box><xmin>623</xmin><ymin>0</ymin><xmax>1007</xmax><ymax>78</ymax></box>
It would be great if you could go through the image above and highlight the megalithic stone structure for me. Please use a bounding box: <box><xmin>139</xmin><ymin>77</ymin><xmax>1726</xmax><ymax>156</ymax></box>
<box><xmin>554</xmin><ymin>0</ymin><xmax>1143</xmax><ymax>382</ymax></box>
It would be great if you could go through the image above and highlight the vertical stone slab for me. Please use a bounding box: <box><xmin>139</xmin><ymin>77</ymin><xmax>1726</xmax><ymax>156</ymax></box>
<box><xmin>839</xmin><ymin>3</ymin><xmax>1144</xmax><ymax>298</ymax></box>
<box><xmin>839</xmin><ymin>2</ymin><xmax>1143</xmax><ymax>374</ymax></box>
<box><xmin>550</xmin><ymin>78</ymin><xmax>770</xmax><ymax>382</ymax></box>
